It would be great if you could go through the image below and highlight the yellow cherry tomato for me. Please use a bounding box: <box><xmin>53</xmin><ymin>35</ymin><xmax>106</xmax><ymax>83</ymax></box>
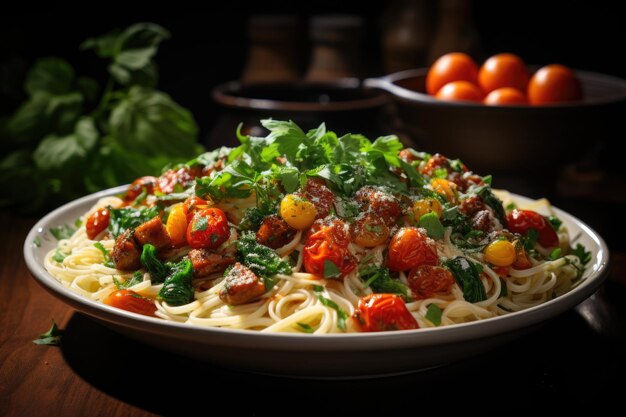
<box><xmin>484</xmin><ymin>240</ymin><xmax>516</xmax><ymax>267</ymax></box>
<box><xmin>412</xmin><ymin>197</ymin><xmax>443</xmax><ymax>220</ymax></box>
<box><xmin>280</xmin><ymin>194</ymin><xmax>317</xmax><ymax>230</ymax></box>
<box><xmin>166</xmin><ymin>203</ymin><xmax>188</xmax><ymax>247</ymax></box>
<box><xmin>431</xmin><ymin>178</ymin><xmax>458</xmax><ymax>204</ymax></box>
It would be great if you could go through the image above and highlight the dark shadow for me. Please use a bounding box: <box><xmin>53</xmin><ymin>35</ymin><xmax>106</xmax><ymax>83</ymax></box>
<box><xmin>60</xmin><ymin>283</ymin><xmax>625</xmax><ymax>415</ymax></box>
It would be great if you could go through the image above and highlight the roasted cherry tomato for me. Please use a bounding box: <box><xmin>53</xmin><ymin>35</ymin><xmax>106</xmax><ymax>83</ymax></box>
<box><xmin>426</xmin><ymin>52</ymin><xmax>479</xmax><ymax>96</ymax></box>
<box><xmin>125</xmin><ymin>176</ymin><xmax>158</xmax><ymax>203</ymax></box>
<box><xmin>528</xmin><ymin>64</ymin><xmax>582</xmax><ymax>105</ymax></box>
<box><xmin>303</xmin><ymin>218</ymin><xmax>355</xmax><ymax>278</ymax></box>
<box><xmin>387</xmin><ymin>227</ymin><xmax>438</xmax><ymax>272</ymax></box>
<box><xmin>350</xmin><ymin>214</ymin><xmax>390</xmax><ymax>247</ymax></box>
<box><xmin>354</xmin><ymin>186</ymin><xmax>402</xmax><ymax>225</ymax></box>
<box><xmin>478</xmin><ymin>53</ymin><xmax>530</xmax><ymax>94</ymax></box>
<box><xmin>484</xmin><ymin>87</ymin><xmax>528</xmax><ymax>105</ymax></box>
<box><xmin>435</xmin><ymin>81</ymin><xmax>484</xmax><ymax>103</ymax></box>
<box><xmin>86</xmin><ymin>208</ymin><xmax>110</xmax><ymax>240</ymax></box>
<box><xmin>506</xmin><ymin>209</ymin><xmax>559</xmax><ymax>248</ymax></box>
<box><xmin>353</xmin><ymin>294</ymin><xmax>419</xmax><ymax>332</ymax></box>
<box><xmin>408</xmin><ymin>265</ymin><xmax>455</xmax><ymax>299</ymax></box>
<box><xmin>302</xmin><ymin>178</ymin><xmax>336</xmax><ymax>219</ymax></box>
<box><xmin>421</xmin><ymin>153</ymin><xmax>451</xmax><ymax>176</ymax></box>
<box><xmin>158</xmin><ymin>166</ymin><xmax>203</xmax><ymax>194</ymax></box>
<box><xmin>186</xmin><ymin>208</ymin><xmax>230</xmax><ymax>249</ymax></box>
<box><xmin>184</xmin><ymin>196</ymin><xmax>210</xmax><ymax>222</ymax></box>
<box><xmin>512</xmin><ymin>239</ymin><xmax>533</xmax><ymax>269</ymax></box>
<box><xmin>166</xmin><ymin>203</ymin><xmax>189</xmax><ymax>247</ymax></box>
<box><xmin>104</xmin><ymin>290</ymin><xmax>156</xmax><ymax>317</ymax></box>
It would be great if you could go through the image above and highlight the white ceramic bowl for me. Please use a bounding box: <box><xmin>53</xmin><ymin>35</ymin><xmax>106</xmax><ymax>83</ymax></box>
<box><xmin>24</xmin><ymin>186</ymin><xmax>609</xmax><ymax>377</ymax></box>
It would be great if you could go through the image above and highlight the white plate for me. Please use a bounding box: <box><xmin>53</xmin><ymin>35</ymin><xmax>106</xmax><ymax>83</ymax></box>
<box><xmin>24</xmin><ymin>186</ymin><xmax>609</xmax><ymax>377</ymax></box>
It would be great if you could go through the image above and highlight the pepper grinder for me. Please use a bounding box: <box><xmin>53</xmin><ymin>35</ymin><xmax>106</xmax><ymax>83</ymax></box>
<box><xmin>241</xmin><ymin>15</ymin><xmax>301</xmax><ymax>83</ymax></box>
<box><xmin>305</xmin><ymin>15</ymin><xmax>364</xmax><ymax>82</ymax></box>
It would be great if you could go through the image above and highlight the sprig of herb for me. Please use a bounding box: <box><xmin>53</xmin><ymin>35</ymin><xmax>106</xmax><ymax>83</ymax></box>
<box><xmin>94</xmin><ymin>242</ymin><xmax>115</xmax><ymax>268</ymax></box>
<box><xmin>317</xmin><ymin>295</ymin><xmax>348</xmax><ymax>331</ymax></box>
<box><xmin>33</xmin><ymin>320</ymin><xmax>64</xmax><ymax>346</ymax></box>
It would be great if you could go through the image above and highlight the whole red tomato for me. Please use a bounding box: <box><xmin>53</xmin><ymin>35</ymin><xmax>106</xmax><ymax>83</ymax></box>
<box><xmin>506</xmin><ymin>209</ymin><xmax>559</xmax><ymax>248</ymax></box>
<box><xmin>528</xmin><ymin>64</ymin><xmax>582</xmax><ymax>105</ymax></box>
<box><xmin>408</xmin><ymin>265</ymin><xmax>455</xmax><ymax>299</ymax></box>
<box><xmin>86</xmin><ymin>208</ymin><xmax>110</xmax><ymax>240</ymax></box>
<box><xmin>303</xmin><ymin>218</ymin><xmax>355</xmax><ymax>278</ymax></box>
<box><xmin>478</xmin><ymin>53</ymin><xmax>530</xmax><ymax>94</ymax></box>
<box><xmin>104</xmin><ymin>290</ymin><xmax>156</xmax><ymax>317</ymax></box>
<box><xmin>426</xmin><ymin>52</ymin><xmax>479</xmax><ymax>95</ymax></box>
<box><xmin>186</xmin><ymin>208</ymin><xmax>230</xmax><ymax>249</ymax></box>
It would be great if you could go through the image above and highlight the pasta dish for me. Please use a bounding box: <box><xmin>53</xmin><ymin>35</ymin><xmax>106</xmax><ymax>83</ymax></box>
<box><xmin>45</xmin><ymin>120</ymin><xmax>590</xmax><ymax>333</ymax></box>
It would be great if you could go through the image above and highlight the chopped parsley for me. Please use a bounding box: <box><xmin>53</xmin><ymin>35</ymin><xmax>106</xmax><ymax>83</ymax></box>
<box><xmin>297</xmin><ymin>322</ymin><xmax>315</xmax><ymax>333</ymax></box>
<box><xmin>425</xmin><ymin>304</ymin><xmax>443</xmax><ymax>326</ymax></box>
<box><xmin>323</xmin><ymin>260</ymin><xmax>341</xmax><ymax>279</ymax></box>
<box><xmin>94</xmin><ymin>242</ymin><xmax>115</xmax><ymax>268</ymax></box>
<box><xmin>52</xmin><ymin>249</ymin><xmax>69</xmax><ymax>263</ymax></box>
<box><xmin>192</xmin><ymin>216</ymin><xmax>208</xmax><ymax>232</ymax></box>
<box><xmin>318</xmin><ymin>295</ymin><xmax>348</xmax><ymax>331</ymax></box>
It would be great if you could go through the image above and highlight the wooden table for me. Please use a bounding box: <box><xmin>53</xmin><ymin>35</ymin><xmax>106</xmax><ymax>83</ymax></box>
<box><xmin>2</xmin><ymin>210</ymin><xmax>625</xmax><ymax>416</ymax></box>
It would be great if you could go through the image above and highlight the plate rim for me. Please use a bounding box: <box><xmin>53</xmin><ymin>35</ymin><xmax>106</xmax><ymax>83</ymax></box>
<box><xmin>24</xmin><ymin>186</ymin><xmax>610</xmax><ymax>351</ymax></box>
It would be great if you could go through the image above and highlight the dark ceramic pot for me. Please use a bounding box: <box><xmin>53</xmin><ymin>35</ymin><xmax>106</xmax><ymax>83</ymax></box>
<box><xmin>365</xmin><ymin>68</ymin><xmax>626</xmax><ymax>174</ymax></box>
<box><xmin>208</xmin><ymin>80</ymin><xmax>391</xmax><ymax>148</ymax></box>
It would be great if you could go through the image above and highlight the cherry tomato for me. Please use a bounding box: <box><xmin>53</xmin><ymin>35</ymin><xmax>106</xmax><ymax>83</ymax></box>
<box><xmin>512</xmin><ymin>240</ymin><xmax>533</xmax><ymax>269</ymax></box>
<box><xmin>184</xmin><ymin>196</ymin><xmax>210</xmax><ymax>222</ymax></box>
<box><xmin>186</xmin><ymin>208</ymin><xmax>230</xmax><ymax>249</ymax></box>
<box><xmin>354</xmin><ymin>186</ymin><xmax>402</xmax><ymax>225</ymax></box>
<box><xmin>158</xmin><ymin>166</ymin><xmax>203</xmax><ymax>194</ymax></box>
<box><xmin>408</xmin><ymin>265</ymin><xmax>455</xmax><ymax>299</ymax></box>
<box><xmin>426</xmin><ymin>52</ymin><xmax>479</xmax><ymax>95</ymax></box>
<box><xmin>302</xmin><ymin>179</ymin><xmax>335</xmax><ymax>219</ymax></box>
<box><xmin>399</xmin><ymin>148</ymin><xmax>419</xmax><ymax>164</ymax></box>
<box><xmin>506</xmin><ymin>209</ymin><xmax>559</xmax><ymax>248</ymax></box>
<box><xmin>421</xmin><ymin>153</ymin><xmax>451</xmax><ymax>176</ymax></box>
<box><xmin>484</xmin><ymin>87</ymin><xmax>528</xmax><ymax>105</ymax></box>
<box><xmin>353</xmin><ymin>294</ymin><xmax>419</xmax><ymax>332</ymax></box>
<box><xmin>104</xmin><ymin>290</ymin><xmax>156</xmax><ymax>317</ymax></box>
<box><xmin>387</xmin><ymin>227</ymin><xmax>438</xmax><ymax>272</ymax></box>
<box><xmin>350</xmin><ymin>214</ymin><xmax>390</xmax><ymax>247</ymax></box>
<box><xmin>86</xmin><ymin>208</ymin><xmax>110</xmax><ymax>240</ymax></box>
<box><xmin>435</xmin><ymin>81</ymin><xmax>484</xmax><ymax>103</ymax></box>
<box><xmin>125</xmin><ymin>176</ymin><xmax>158</xmax><ymax>203</ymax></box>
<box><xmin>478</xmin><ymin>53</ymin><xmax>530</xmax><ymax>94</ymax></box>
<box><xmin>528</xmin><ymin>64</ymin><xmax>582</xmax><ymax>105</ymax></box>
<box><xmin>166</xmin><ymin>203</ymin><xmax>189</xmax><ymax>247</ymax></box>
<box><xmin>303</xmin><ymin>218</ymin><xmax>355</xmax><ymax>278</ymax></box>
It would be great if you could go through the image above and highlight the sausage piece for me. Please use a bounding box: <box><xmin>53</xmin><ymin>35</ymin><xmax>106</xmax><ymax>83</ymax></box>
<box><xmin>188</xmin><ymin>249</ymin><xmax>235</xmax><ymax>278</ymax></box>
<box><xmin>134</xmin><ymin>216</ymin><xmax>171</xmax><ymax>249</ymax></box>
<box><xmin>219</xmin><ymin>263</ymin><xmax>266</xmax><ymax>305</ymax></box>
<box><xmin>256</xmin><ymin>215</ymin><xmax>296</xmax><ymax>249</ymax></box>
<box><xmin>111</xmin><ymin>230</ymin><xmax>141</xmax><ymax>270</ymax></box>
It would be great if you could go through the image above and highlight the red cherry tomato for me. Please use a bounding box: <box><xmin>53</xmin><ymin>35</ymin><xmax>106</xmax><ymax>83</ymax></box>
<box><xmin>421</xmin><ymin>153</ymin><xmax>452</xmax><ymax>176</ymax></box>
<box><xmin>435</xmin><ymin>81</ymin><xmax>484</xmax><ymax>103</ymax></box>
<box><xmin>125</xmin><ymin>176</ymin><xmax>158</xmax><ymax>203</ymax></box>
<box><xmin>528</xmin><ymin>64</ymin><xmax>582</xmax><ymax>105</ymax></box>
<box><xmin>426</xmin><ymin>52</ymin><xmax>479</xmax><ymax>96</ymax></box>
<box><xmin>484</xmin><ymin>87</ymin><xmax>528</xmax><ymax>105</ymax></box>
<box><xmin>303</xmin><ymin>218</ymin><xmax>355</xmax><ymax>278</ymax></box>
<box><xmin>186</xmin><ymin>208</ymin><xmax>230</xmax><ymax>249</ymax></box>
<box><xmin>158</xmin><ymin>166</ymin><xmax>203</xmax><ymax>194</ymax></box>
<box><xmin>184</xmin><ymin>196</ymin><xmax>210</xmax><ymax>222</ymax></box>
<box><xmin>387</xmin><ymin>227</ymin><xmax>438</xmax><ymax>272</ymax></box>
<box><xmin>506</xmin><ymin>209</ymin><xmax>559</xmax><ymax>248</ymax></box>
<box><xmin>478</xmin><ymin>53</ymin><xmax>530</xmax><ymax>94</ymax></box>
<box><xmin>86</xmin><ymin>208</ymin><xmax>110</xmax><ymax>240</ymax></box>
<box><xmin>302</xmin><ymin>178</ymin><xmax>336</xmax><ymax>219</ymax></box>
<box><xmin>408</xmin><ymin>265</ymin><xmax>455</xmax><ymax>299</ymax></box>
<box><xmin>353</xmin><ymin>294</ymin><xmax>419</xmax><ymax>332</ymax></box>
<box><xmin>104</xmin><ymin>290</ymin><xmax>157</xmax><ymax>317</ymax></box>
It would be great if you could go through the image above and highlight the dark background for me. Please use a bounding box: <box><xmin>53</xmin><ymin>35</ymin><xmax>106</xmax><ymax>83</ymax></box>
<box><xmin>1</xmin><ymin>1</ymin><xmax>624</xmax><ymax>140</ymax></box>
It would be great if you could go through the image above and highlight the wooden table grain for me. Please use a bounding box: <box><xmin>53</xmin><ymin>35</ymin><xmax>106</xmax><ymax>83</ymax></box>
<box><xmin>1</xmin><ymin>210</ymin><xmax>625</xmax><ymax>416</ymax></box>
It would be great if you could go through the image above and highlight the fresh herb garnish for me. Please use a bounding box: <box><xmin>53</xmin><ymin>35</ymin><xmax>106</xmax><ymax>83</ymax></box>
<box><xmin>444</xmin><ymin>256</ymin><xmax>486</xmax><ymax>303</ymax></box>
<box><xmin>50</xmin><ymin>224</ymin><xmax>76</xmax><ymax>240</ymax></box>
<box><xmin>547</xmin><ymin>215</ymin><xmax>562</xmax><ymax>231</ymax></box>
<box><xmin>323</xmin><ymin>260</ymin><xmax>341</xmax><ymax>279</ymax></box>
<box><xmin>360</xmin><ymin>265</ymin><xmax>409</xmax><ymax>299</ymax></box>
<box><xmin>475</xmin><ymin>186</ymin><xmax>507</xmax><ymax>226</ymax></box>
<box><xmin>418</xmin><ymin>212</ymin><xmax>445</xmax><ymax>239</ymax></box>
<box><xmin>113</xmin><ymin>271</ymin><xmax>143</xmax><ymax>289</ymax></box>
<box><xmin>289</xmin><ymin>250</ymin><xmax>300</xmax><ymax>268</ymax></box>
<box><xmin>140</xmin><ymin>244</ymin><xmax>171</xmax><ymax>284</ymax></box>
<box><xmin>94</xmin><ymin>242</ymin><xmax>115</xmax><ymax>268</ymax></box>
<box><xmin>499</xmin><ymin>277</ymin><xmax>508</xmax><ymax>298</ymax></box>
<box><xmin>318</xmin><ymin>295</ymin><xmax>348</xmax><ymax>331</ymax></box>
<box><xmin>33</xmin><ymin>236</ymin><xmax>41</xmax><ymax>247</ymax></box>
<box><xmin>522</xmin><ymin>229</ymin><xmax>540</xmax><ymax>252</ymax></box>
<box><xmin>192</xmin><ymin>216</ymin><xmax>208</xmax><ymax>232</ymax></box>
<box><xmin>33</xmin><ymin>320</ymin><xmax>63</xmax><ymax>346</ymax></box>
<box><xmin>157</xmin><ymin>259</ymin><xmax>194</xmax><ymax>306</ymax></box>
<box><xmin>505</xmin><ymin>202</ymin><xmax>517</xmax><ymax>211</ymax></box>
<box><xmin>238</xmin><ymin>207</ymin><xmax>266</xmax><ymax>231</ymax></box>
<box><xmin>108</xmin><ymin>205</ymin><xmax>161</xmax><ymax>238</ymax></box>
<box><xmin>312</xmin><ymin>285</ymin><xmax>324</xmax><ymax>292</ymax></box>
<box><xmin>297</xmin><ymin>322</ymin><xmax>315</xmax><ymax>333</ymax></box>
<box><xmin>550</xmin><ymin>247</ymin><xmax>562</xmax><ymax>260</ymax></box>
<box><xmin>425</xmin><ymin>304</ymin><xmax>443</xmax><ymax>326</ymax></box>
<box><xmin>52</xmin><ymin>249</ymin><xmax>69</xmax><ymax>263</ymax></box>
<box><xmin>571</xmin><ymin>244</ymin><xmax>591</xmax><ymax>266</ymax></box>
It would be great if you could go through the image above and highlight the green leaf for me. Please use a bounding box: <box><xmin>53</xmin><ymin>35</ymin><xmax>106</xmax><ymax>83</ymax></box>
<box><xmin>323</xmin><ymin>260</ymin><xmax>341</xmax><ymax>279</ymax></box>
<box><xmin>236</xmin><ymin>232</ymin><xmax>292</xmax><ymax>289</ymax></box>
<box><xmin>444</xmin><ymin>256</ymin><xmax>486</xmax><ymax>303</ymax></box>
<box><xmin>52</xmin><ymin>249</ymin><xmax>69</xmax><ymax>263</ymax></box>
<box><xmin>360</xmin><ymin>266</ymin><xmax>409</xmax><ymax>299</ymax></box>
<box><xmin>260</xmin><ymin>119</ymin><xmax>307</xmax><ymax>163</ymax></box>
<box><xmin>476</xmin><ymin>186</ymin><xmax>507</xmax><ymax>226</ymax></box>
<box><xmin>157</xmin><ymin>258</ymin><xmax>194</xmax><ymax>306</ymax></box>
<box><xmin>81</xmin><ymin>28</ymin><xmax>122</xmax><ymax>57</ymax></box>
<box><xmin>25</xmin><ymin>58</ymin><xmax>75</xmax><ymax>96</ymax></box>
<box><xmin>113</xmin><ymin>271</ymin><xmax>143</xmax><ymax>289</ymax></box>
<box><xmin>425</xmin><ymin>304</ymin><xmax>442</xmax><ymax>326</ymax></box>
<box><xmin>274</xmin><ymin>166</ymin><xmax>300</xmax><ymax>193</ymax></box>
<box><xmin>523</xmin><ymin>229</ymin><xmax>539</xmax><ymax>251</ymax></box>
<box><xmin>33</xmin><ymin>117</ymin><xmax>97</xmax><ymax>173</ymax></box>
<box><xmin>94</xmin><ymin>242</ymin><xmax>115</xmax><ymax>268</ymax></box>
<box><xmin>50</xmin><ymin>224</ymin><xmax>76</xmax><ymax>240</ymax></box>
<box><xmin>547</xmin><ymin>215</ymin><xmax>562</xmax><ymax>231</ymax></box>
<box><xmin>297</xmin><ymin>322</ymin><xmax>315</xmax><ymax>333</ymax></box>
<box><xmin>312</xmin><ymin>285</ymin><xmax>324</xmax><ymax>293</ymax></box>
<box><xmin>109</xmin><ymin>86</ymin><xmax>200</xmax><ymax>159</ymax></box>
<box><xmin>571</xmin><ymin>244</ymin><xmax>591</xmax><ymax>266</ymax></box>
<box><xmin>418</xmin><ymin>212</ymin><xmax>444</xmax><ymax>239</ymax></box>
<box><xmin>192</xmin><ymin>216</ymin><xmax>208</xmax><ymax>232</ymax></box>
<box><xmin>196</xmin><ymin>159</ymin><xmax>257</xmax><ymax>200</ymax></box>
<box><xmin>317</xmin><ymin>295</ymin><xmax>348</xmax><ymax>331</ymax></box>
<box><xmin>33</xmin><ymin>320</ymin><xmax>64</xmax><ymax>346</ymax></box>
<box><xmin>108</xmin><ymin>205</ymin><xmax>162</xmax><ymax>238</ymax></box>
<box><xmin>550</xmin><ymin>247</ymin><xmax>562</xmax><ymax>260</ymax></box>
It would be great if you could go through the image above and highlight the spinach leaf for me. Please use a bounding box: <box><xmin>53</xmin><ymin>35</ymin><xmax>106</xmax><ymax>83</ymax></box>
<box><xmin>113</xmin><ymin>271</ymin><xmax>144</xmax><ymax>289</ymax></box>
<box><xmin>236</xmin><ymin>231</ymin><xmax>292</xmax><ymax>289</ymax></box>
<box><xmin>476</xmin><ymin>186</ymin><xmax>507</xmax><ymax>226</ymax></box>
<box><xmin>140</xmin><ymin>244</ymin><xmax>171</xmax><ymax>284</ymax></box>
<box><xmin>360</xmin><ymin>266</ymin><xmax>409</xmax><ymax>299</ymax></box>
<box><xmin>157</xmin><ymin>259</ymin><xmax>194</xmax><ymax>306</ymax></box>
<box><xmin>108</xmin><ymin>205</ymin><xmax>161</xmax><ymax>238</ymax></box>
<box><xmin>444</xmin><ymin>256</ymin><xmax>486</xmax><ymax>303</ymax></box>
<box><xmin>425</xmin><ymin>304</ymin><xmax>443</xmax><ymax>326</ymax></box>
<box><xmin>418</xmin><ymin>212</ymin><xmax>445</xmax><ymax>239</ymax></box>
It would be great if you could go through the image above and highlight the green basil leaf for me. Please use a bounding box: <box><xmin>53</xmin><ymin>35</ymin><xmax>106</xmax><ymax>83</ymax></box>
<box><xmin>418</xmin><ymin>212</ymin><xmax>445</xmax><ymax>239</ymax></box>
<box><xmin>425</xmin><ymin>304</ymin><xmax>442</xmax><ymax>326</ymax></box>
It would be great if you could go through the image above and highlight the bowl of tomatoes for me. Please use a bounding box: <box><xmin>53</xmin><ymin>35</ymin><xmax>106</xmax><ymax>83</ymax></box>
<box><xmin>365</xmin><ymin>53</ymin><xmax>626</xmax><ymax>173</ymax></box>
